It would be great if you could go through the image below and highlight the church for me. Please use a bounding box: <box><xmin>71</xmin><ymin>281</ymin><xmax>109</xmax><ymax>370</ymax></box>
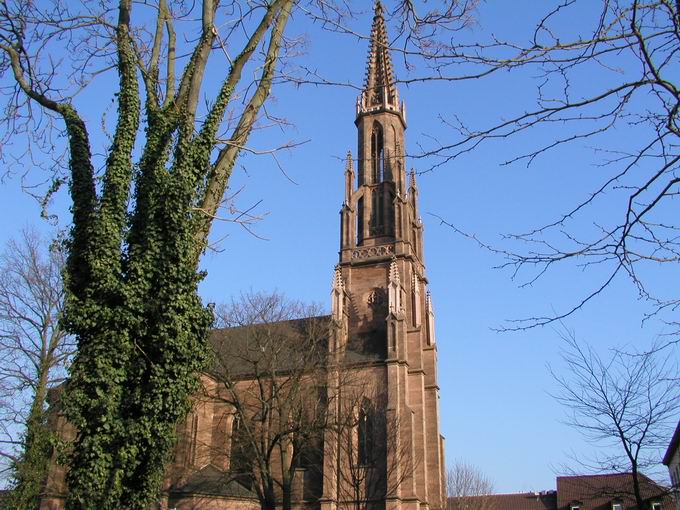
<box><xmin>39</xmin><ymin>3</ymin><xmax>446</xmax><ymax>509</ymax></box>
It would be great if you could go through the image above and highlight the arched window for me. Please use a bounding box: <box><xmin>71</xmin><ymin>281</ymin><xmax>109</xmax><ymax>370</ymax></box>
<box><xmin>230</xmin><ymin>413</ymin><xmax>253</xmax><ymax>487</ymax></box>
<box><xmin>357</xmin><ymin>197</ymin><xmax>365</xmax><ymax>244</ymax></box>
<box><xmin>388</xmin><ymin>125</ymin><xmax>398</xmax><ymax>181</ymax></box>
<box><xmin>232</xmin><ymin>414</ymin><xmax>241</xmax><ymax>436</ymax></box>
<box><xmin>371</xmin><ymin>188</ymin><xmax>384</xmax><ymax>236</ymax></box>
<box><xmin>185</xmin><ymin>413</ymin><xmax>199</xmax><ymax>466</ymax></box>
<box><xmin>371</xmin><ymin>122</ymin><xmax>384</xmax><ymax>183</ymax></box>
<box><xmin>358</xmin><ymin>399</ymin><xmax>374</xmax><ymax>465</ymax></box>
<box><xmin>230</xmin><ymin>414</ymin><xmax>241</xmax><ymax>457</ymax></box>
<box><xmin>387</xmin><ymin>189</ymin><xmax>395</xmax><ymax>236</ymax></box>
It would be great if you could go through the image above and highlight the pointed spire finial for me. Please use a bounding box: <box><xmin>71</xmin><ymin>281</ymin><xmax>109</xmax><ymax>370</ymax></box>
<box><xmin>359</xmin><ymin>0</ymin><xmax>398</xmax><ymax>111</ymax></box>
<box><xmin>388</xmin><ymin>258</ymin><xmax>403</xmax><ymax>316</ymax></box>
<box><xmin>375</xmin><ymin>0</ymin><xmax>384</xmax><ymax>15</ymax></box>
<box><xmin>344</xmin><ymin>151</ymin><xmax>354</xmax><ymax>202</ymax></box>
<box><xmin>331</xmin><ymin>265</ymin><xmax>346</xmax><ymax>322</ymax></box>
<box><xmin>425</xmin><ymin>290</ymin><xmax>436</xmax><ymax>345</ymax></box>
<box><xmin>389</xmin><ymin>258</ymin><xmax>401</xmax><ymax>285</ymax></box>
<box><xmin>332</xmin><ymin>264</ymin><xmax>344</xmax><ymax>290</ymax></box>
<box><xmin>409</xmin><ymin>168</ymin><xmax>417</xmax><ymax>190</ymax></box>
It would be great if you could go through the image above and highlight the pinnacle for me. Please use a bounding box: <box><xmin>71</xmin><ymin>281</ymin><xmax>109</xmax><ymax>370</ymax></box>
<box><xmin>332</xmin><ymin>265</ymin><xmax>344</xmax><ymax>288</ymax></box>
<box><xmin>374</xmin><ymin>0</ymin><xmax>384</xmax><ymax>15</ymax></box>
<box><xmin>362</xmin><ymin>0</ymin><xmax>397</xmax><ymax>108</ymax></box>
<box><xmin>346</xmin><ymin>150</ymin><xmax>353</xmax><ymax>170</ymax></box>
<box><xmin>389</xmin><ymin>259</ymin><xmax>401</xmax><ymax>284</ymax></box>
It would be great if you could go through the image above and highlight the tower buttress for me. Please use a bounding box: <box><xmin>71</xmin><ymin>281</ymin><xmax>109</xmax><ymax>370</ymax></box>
<box><xmin>325</xmin><ymin>5</ymin><xmax>446</xmax><ymax>510</ymax></box>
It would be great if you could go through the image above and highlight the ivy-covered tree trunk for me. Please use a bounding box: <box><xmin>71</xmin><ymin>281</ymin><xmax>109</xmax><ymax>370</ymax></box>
<box><xmin>0</xmin><ymin>0</ymin><xmax>293</xmax><ymax>508</ymax></box>
<box><xmin>0</xmin><ymin>230</ymin><xmax>71</xmax><ymax>510</ymax></box>
<box><xmin>10</xmin><ymin>386</ymin><xmax>53</xmax><ymax>510</ymax></box>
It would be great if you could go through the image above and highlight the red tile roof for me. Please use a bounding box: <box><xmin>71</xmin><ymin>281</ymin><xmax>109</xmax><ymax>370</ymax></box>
<box><xmin>448</xmin><ymin>473</ymin><xmax>673</xmax><ymax>510</ymax></box>
<box><xmin>556</xmin><ymin>473</ymin><xmax>670</xmax><ymax>510</ymax></box>
<box><xmin>448</xmin><ymin>491</ymin><xmax>557</xmax><ymax>510</ymax></box>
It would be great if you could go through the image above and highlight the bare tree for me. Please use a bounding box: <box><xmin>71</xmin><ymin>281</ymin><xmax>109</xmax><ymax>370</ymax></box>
<box><xmin>0</xmin><ymin>228</ymin><xmax>73</xmax><ymax>508</ymax></box>
<box><xmin>324</xmin><ymin>384</ymin><xmax>419</xmax><ymax>510</ymax></box>
<box><xmin>0</xmin><ymin>0</ymin><xmax>304</xmax><ymax>505</ymax></box>
<box><xmin>0</xmin><ymin>0</ymin><xmax>486</xmax><ymax>505</ymax></box>
<box><xmin>446</xmin><ymin>462</ymin><xmax>494</xmax><ymax>510</ymax></box>
<box><xmin>203</xmin><ymin>292</ymin><xmax>418</xmax><ymax>510</ymax></box>
<box><xmin>551</xmin><ymin>329</ymin><xmax>680</xmax><ymax>505</ymax></box>
<box><xmin>446</xmin><ymin>461</ymin><xmax>494</xmax><ymax>510</ymax></box>
<box><xmin>407</xmin><ymin>1</ymin><xmax>680</xmax><ymax>330</ymax></box>
<box><xmin>268</xmin><ymin>0</ymin><xmax>680</xmax><ymax>332</ymax></box>
<box><xmin>205</xmin><ymin>291</ymin><xmax>330</xmax><ymax>510</ymax></box>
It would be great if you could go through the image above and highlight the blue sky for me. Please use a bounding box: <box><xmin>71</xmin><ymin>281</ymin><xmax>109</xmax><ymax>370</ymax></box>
<box><xmin>1</xmin><ymin>0</ymin><xmax>677</xmax><ymax>494</ymax></box>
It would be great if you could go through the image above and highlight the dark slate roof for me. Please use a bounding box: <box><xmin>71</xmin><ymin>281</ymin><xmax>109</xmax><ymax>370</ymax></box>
<box><xmin>663</xmin><ymin>421</ymin><xmax>680</xmax><ymax>466</ymax></box>
<box><xmin>556</xmin><ymin>473</ymin><xmax>671</xmax><ymax>510</ymax></box>
<box><xmin>171</xmin><ymin>464</ymin><xmax>257</xmax><ymax>498</ymax></box>
<box><xmin>449</xmin><ymin>491</ymin><xmax>557</xmax><ymax>510</ymax></box>
<box><xmin>207</xmin><ymin>315</ymin><xmax>387</xmax><ymax>376</ymax></box>
<box><xmin>207</xmin><ymin>316</ymin><xmax>331</xmax><ymax>378</ymax></box>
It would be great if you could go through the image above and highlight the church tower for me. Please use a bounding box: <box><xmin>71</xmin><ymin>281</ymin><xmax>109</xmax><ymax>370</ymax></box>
<box><xmin>324</xmin><ymin>3</ymin><xmax>446</xmax><ymax>510</ymax></box>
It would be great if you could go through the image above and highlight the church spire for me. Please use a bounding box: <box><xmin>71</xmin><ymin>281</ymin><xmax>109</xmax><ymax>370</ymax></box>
<box><xmin>356</xmin><ymin>1</ymin><xmax>405</xmax><ymax>118</ymax></box>
<box><xmin>341</xmin><ymin>0</ymin><xmax>417</xmax><ymax>256</ymax></box>
<box><xmin>327</xmin><ymin>9</ymin><xmax>446</xmax><ymax>508</ymax></box>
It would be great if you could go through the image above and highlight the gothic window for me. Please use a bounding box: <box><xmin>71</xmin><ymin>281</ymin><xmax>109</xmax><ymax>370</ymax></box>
<box><xmin>357</xmin><ymin>197</ymin><xmax>365</xmax><ymax>244</ymax></box>
<box><xmin>230</xmin><ymin>413</ymin><xmax>253</xmax><ymax>488</ymax></box>
<box><xmin>397</xmin><ymin>161</ymin><xmax>402</xmax><ymax>191</ymax></box>
<box><xmin>387</xmin><ymin>189</ymin><xmax>395</xmax><ymax>236</ymax></box>
<box><xmin>229</xmin><ymin>414</ymin><xmax>241</xmax><ymax>462</ymax></box>
<box><xmin>371</xmin><ymin>188</ymin><xmax>384</xmax><ymax>236</ymax></box>
<box><xmin>379</xmin><ymin>189</ymin><xmax>386</xmax><ymax>227</ymax></box>
<box><xmin>231</xmin><ymin>414</ymin><xmax>241</xmax><ymax>441</ymax></box>
<box><xmin>357</xmin><ymin>126</ymin><xmax>364</xmax><ymax>186</ymax></box>
<box><xmin>358</xmin><ymin>399</ymin><xmax>374</xmax><ymax>465</ymax></box>
<box><xmin>371</xmin><ymin>122</ymin><xmax>384</xmax><ymax>183</ymax></box>
<box><xmin>185</xmin><ymin>413</ymin><xmax>199</xmax><ymax>467</ymax></box>
<box><xmin>388</xmin><ymin>125</ymin><xmax>398</xmax><ymax>181</ymax></box>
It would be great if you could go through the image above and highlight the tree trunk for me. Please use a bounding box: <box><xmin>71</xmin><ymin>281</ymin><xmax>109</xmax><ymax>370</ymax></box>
<box><xmin>11</xmin><ymin>363</ymin><xmax>52</xmax><ymax>510</ymax></box>
<box><xmin>263</xmin><ymin>482</ymin><xmax>277</xmax><ymax>510</ymax></box>
<box><xmin>631</xmin><ymin>462</ymin><xmax>644</xmax><ymax>510</ymax></box>
<box><xmin>282</xmin><ymin>474</ymin><xmax>294</xmax><ymax>510</ymax></box>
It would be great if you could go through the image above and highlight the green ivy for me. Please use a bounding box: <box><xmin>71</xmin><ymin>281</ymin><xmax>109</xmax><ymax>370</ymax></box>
<box><xmin>9</xmin><ymin>409</ymin><xmax>53</xmax><ymax>510</ymax></box>
<box><xmin>40</xmin><ymin>2</ymin><xmax>290</xmax><ymax>508</ymax></box>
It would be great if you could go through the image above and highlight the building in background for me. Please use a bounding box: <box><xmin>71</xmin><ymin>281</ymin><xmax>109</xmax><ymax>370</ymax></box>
<box><xmin>448</xmin><ymin>474</ymin><xmax>674</xmax><ymax>510</ymax></box>
<box><xmin>664</xmin><ymin>422</ymin><xmax>680</xmax><ymax>510</ymax></box>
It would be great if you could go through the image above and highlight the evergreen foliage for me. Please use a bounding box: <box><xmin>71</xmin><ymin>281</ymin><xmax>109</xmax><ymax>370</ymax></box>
<box><xmin>0</xmin><ymin>230</ymin><xmax>71</xmax><ymax>509</ymax></box>
<box><xmin>8</xmin><ymin>405</ymin><xmax>54</xmax><ymax>510</ymax></box>
<box><xmin>0</xmin><ymin>0</ymin><xmax>292</xmax><ymax>507</ymax></box>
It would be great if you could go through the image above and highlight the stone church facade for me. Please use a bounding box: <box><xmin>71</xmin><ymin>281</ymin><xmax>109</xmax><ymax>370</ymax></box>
<box><xmin>39</xmin><ymin>3</ymin><xmax>445</xmax><ymax>509</ymax></box>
